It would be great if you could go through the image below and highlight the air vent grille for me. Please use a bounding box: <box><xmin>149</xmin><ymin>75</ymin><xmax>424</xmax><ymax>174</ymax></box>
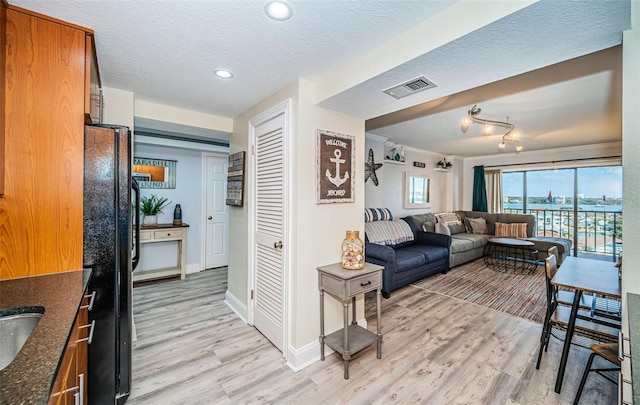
<box><xmin>383</xmin><ymin>76</ymin><xmax>437</xmax><ymax>99</ymax></box>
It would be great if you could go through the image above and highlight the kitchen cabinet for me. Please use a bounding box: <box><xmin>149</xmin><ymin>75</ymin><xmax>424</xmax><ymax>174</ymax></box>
<box><xmin>85</xmin><ymin>35</ymin><xmax>102</xmax><ymax>124</ymax></box>
<box><xmin>48</xmin><ymin>291</ymin><xmax>93</xmax><ymax>405</ymax></box>
<box><xmin>1</xmin><ymin>5</ymin><xmax>100</xmax><ymax>280</ymax></box>
<box><xmin>0</xmin><ymin>2</ymin><xmax>6</xmax><ymax>196</ymax></box>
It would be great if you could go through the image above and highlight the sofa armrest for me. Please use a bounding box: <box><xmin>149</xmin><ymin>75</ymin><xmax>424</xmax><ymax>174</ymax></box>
<box><xmin>415</xmin><ymin>231</ymin><xmax>452</xmax><ymax>249</ymax></box>
<box><xmin>365</xmin><ymin>242</ymin><xmax>396</xmax><ymax>262</ymax></box>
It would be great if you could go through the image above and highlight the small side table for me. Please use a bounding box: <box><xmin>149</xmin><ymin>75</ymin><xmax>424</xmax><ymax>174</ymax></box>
<box><xmin>317</xmin><ymin>262</ymin><xmax>383</xmax><ymax>379</ymax></box>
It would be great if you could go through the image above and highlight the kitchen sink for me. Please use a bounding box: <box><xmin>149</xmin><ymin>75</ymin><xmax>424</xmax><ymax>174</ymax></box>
<box><xmin>0</xmin><ymin>307</ymin><xmax>44</xmax><ymax>371</ymax></box>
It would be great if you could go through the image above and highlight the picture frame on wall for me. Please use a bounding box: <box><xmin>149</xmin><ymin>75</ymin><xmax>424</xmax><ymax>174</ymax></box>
<box><xmin>226</xmin><ymin>151</ymin><xmax>246</xmax><ymax>207</ymax></box>
<box><xmin>316</xmin><ymin>129</ymin><xmax>355</xmax><ymax>204</ymax></box>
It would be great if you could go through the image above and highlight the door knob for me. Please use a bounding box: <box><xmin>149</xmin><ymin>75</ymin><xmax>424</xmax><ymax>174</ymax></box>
<box><xmin>208</xmin><ymin>216</ymin><xmax>212</xmax><ymax>220</ymax></box>
<box><xmin>274</xmin><ymin>241</ymin><xmax>283</xmax><ymax>249</ymax></box>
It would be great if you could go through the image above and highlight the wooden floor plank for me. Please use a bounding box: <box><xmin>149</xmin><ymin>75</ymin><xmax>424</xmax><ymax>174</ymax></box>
<box><xmin>127</xmin><ymin>267</ymin><xmax>616</xmax><ymax>404</ymax></box>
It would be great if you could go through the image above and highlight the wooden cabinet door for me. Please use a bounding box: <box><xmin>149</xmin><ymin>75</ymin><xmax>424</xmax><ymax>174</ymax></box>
<box><xmin>84</xmin><ymin>34</ymin><xmax>101</xmax><ymax>124</ymax></box>
<box><xmin>0</xmin><ymin>2</ymin><xmax>6</xmax><ymax>196</ymax></box>
<box><xmin>1</xmin><ymin>8</ymin><xmax>86</xmax><ymax>279</ymax></box>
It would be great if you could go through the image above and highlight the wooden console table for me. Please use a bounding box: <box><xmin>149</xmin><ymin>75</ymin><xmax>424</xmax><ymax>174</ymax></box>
<box><xmin>317</xmin><ymin>262</ymin><xmax>383</xmax><ymax>379</ymax></box>
<box><xmin>133</xmin><ymin>223</ymin><xmax>189</xmax><ymax>282</ymax></box>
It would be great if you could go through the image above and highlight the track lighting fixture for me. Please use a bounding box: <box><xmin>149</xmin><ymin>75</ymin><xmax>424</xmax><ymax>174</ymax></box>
<box><xmin>461</xmin><ymin>104</ymin><xmax>523</xmax><ymax>153</ymax></box>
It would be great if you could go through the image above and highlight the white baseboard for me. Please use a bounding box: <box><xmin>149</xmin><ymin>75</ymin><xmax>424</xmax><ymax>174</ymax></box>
<box><xmin>285</xmin><ymin>318</ymin><xmax>368</xmax><ymax>372</ymax></box>
<box><xmin>224</xmin><ymin>290</ymin><xmax>248</xmax><ymax>324</ymax></box>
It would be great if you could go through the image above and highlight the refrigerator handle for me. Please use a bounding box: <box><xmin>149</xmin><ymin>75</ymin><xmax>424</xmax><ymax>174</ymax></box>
<box><xmin>132</xmin><ymin>178</ymin><xmax>141</xmax><ymax>271</ymax></box>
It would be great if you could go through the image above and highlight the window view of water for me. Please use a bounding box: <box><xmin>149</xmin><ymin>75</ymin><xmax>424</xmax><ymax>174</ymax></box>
<box><xmin>502</xmin><ymin>166</ymin><xmax>622</xmax><ymax>260</ymax></box>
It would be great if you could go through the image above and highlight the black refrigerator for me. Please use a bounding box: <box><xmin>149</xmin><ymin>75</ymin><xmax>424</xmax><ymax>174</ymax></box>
<box><xmin>83</xmin><ymin>124</ymin><xmax>140</xmax><ymax>405</ymax></box>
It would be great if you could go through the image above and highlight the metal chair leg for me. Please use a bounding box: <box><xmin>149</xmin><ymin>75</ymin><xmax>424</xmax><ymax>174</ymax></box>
<box><xmin>573</xmin><ymin>352</ymin><xmax>597</xmax><ymax>405</ymax></box>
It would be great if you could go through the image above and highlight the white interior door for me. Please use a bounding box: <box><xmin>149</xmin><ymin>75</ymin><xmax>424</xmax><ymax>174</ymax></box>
<box><xmin>251</xmin><ymin>106</ymin><xmax>288</xmax><ymax>353</ymax></box>
<box><xmin>205</xmin><ymin>155</ymin><xmax>229</xmax><ymax>269</ymax></box>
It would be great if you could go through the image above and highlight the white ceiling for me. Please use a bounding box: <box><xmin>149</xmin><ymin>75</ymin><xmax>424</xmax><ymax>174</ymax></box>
<box><xmin>8</xmin><ymin>0</ymin><xmax>631</xmax><ymax>157</ymax></box>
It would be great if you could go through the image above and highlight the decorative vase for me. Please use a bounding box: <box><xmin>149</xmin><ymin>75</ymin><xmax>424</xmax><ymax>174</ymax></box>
<box><xmin>341</xmin><ymin>230</ymin><xmax>364</xmax><ymax>270</ymax></box>
<box><xmin>142</xmin><ymin>214</ymin><xmax>157</xmax><ymax>227</ymax></box>
<box><xmin>173</xmin><ymin>204</ymin><xmax>182</xmax><ymax>226</ymax></box>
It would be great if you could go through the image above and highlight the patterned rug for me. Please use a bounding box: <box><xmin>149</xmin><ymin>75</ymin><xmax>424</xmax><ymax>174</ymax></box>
<box><xmin>412</xmin><ymin>258</ymin><xmax>547</xmax><ymax>323</ymax></box>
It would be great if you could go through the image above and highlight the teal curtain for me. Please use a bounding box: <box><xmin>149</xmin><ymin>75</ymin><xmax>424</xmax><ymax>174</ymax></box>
<box><xmin>473</xmin><ymin>165</ymin><xmax>488</xmax><ymax>212</ymax></box>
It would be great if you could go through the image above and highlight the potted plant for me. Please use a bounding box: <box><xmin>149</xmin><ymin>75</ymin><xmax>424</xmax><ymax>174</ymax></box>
<box><xmin>140</xmin><ymin>194</ymin><xmax>171</xmax><ymax>226</ymax></box>
<box><xmin>437</xmin><ymin>158</ymin><xmax>453</xmax><ymax>169</ymax></box>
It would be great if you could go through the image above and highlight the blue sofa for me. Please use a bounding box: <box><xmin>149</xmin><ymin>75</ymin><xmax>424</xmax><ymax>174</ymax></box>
<box><xmin>364</xmin><ymin>210</ymin><xmax>451</xmax><ymax>298</ymax></box>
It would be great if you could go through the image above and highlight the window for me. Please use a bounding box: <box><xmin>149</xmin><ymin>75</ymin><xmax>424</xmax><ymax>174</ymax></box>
<box><xmin>502</xmin><ymin>165</ymin><xmax>622</xmax><ymax>260</ymax></box>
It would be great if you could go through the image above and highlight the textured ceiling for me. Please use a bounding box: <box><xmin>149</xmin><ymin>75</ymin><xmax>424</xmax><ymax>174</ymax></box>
<box><xmin>8</xmin><ymin>0</ymin><xmax>453</xmax><ymax>117</ymax></box>
<box><xmin>7</xmin><ymin>0</ymin><xmax>632</xmax><ymax>157</ymax></box>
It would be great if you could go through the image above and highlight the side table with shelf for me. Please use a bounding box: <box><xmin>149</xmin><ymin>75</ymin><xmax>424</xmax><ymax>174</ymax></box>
<box><xmin>317</xmin><ymin>262</ymin><xmax>384</xmax><ymax>379</ymax></box>
<box><xmin>133</xmin><ymin>223</ymin><xmax>189</xmax><ymax>282</ymax></box>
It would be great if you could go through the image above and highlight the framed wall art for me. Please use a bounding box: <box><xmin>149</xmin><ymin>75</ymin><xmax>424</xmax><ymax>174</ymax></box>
<box><xmin>133</xmin><ymin>157</ymin><xmax>177</xmax><ymax>189</ymax></box>
<box><xmin>316</xmin><ymin>129</ymin><xmax>355</xmax><ymax>203</ymax></box>
<box><xmin>226</xmin><ymin>151</ymin><xmax>246</xmax><ymax>207</ymax></box>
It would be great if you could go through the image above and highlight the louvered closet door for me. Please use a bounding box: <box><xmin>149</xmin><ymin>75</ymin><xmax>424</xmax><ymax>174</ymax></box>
<box><xmin>253</xmin><ymin>112</ymin><xmax>286</xmax><ymax>352</ymax></box>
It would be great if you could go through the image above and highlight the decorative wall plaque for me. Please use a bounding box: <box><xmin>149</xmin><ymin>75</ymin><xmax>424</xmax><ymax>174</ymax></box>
<box><xmin>316</xmin><ymin>130</ymin><xmax>355</xmax><ymax>203</ymax></box>
<box><xmin>226</xmin><ymin>151</ymin><xmax>245</xmax><ymax>207</ymax></box>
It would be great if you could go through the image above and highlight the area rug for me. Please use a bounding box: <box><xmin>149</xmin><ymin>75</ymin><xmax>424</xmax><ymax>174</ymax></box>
<box><xmin>411</xmin><ymin>258</ymin><xmax>547</xmax><ymax>323</ymax></box>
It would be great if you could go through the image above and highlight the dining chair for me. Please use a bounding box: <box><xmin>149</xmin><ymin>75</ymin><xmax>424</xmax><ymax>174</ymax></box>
<box><xmin>535</xmin><ymin>254</ymin><xmax>618</xmax><ymax>370</ymax></box>
<box><xmin>573</xmin><ymin>342</ymin><xmax>620</xmax><ymax>404</ymax></box>
<box><xmin>547</xmin><ymin>246</ymin><xmax>593</xmax><ymax>311</ymax></box>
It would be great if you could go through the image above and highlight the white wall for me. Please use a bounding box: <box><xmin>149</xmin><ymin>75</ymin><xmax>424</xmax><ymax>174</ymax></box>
<box><xmin>134</xmin><ymin>144</ymin><xmax>205</xmax><ymax>273</ymax></box>
<box><xmin>622</xmin><ymin>0</ymin><xmax>640</xmax><ymax>332</ymax></box>
<box><xmin>101</xmin><ymin>87</ymin><xmax>134</xmax><ymax>129</ymax></box>
<box><xmin>364</xmin><ymin>135</ymin><xmax>457</xmax><ymax>217</ymax></box>
<box><xmin>230</xmin><ymin>78</ymin><xmax>365</xmax><ymax>369</ymax></box>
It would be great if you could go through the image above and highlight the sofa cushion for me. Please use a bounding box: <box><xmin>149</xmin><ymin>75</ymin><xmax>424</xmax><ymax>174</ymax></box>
<box><xmin>365</xmin><ymin>220</ymin><xmax>414</xmax><ymax>246</ymax></box>
<box><xmin>434</xmin><ymin>212</ymin><xmax>461</xmax><ymax>226</ymax></box>
<box><xmin>459</xmin><ymin>211</ymin><xmax>499</xmax><ymax>234</ymax></box>
<box><xmin>450</xmin><ymin>236</ymin><xmax>475</xmax><ymax>254</ymax></box>
<box><xmin>453</xmin><ymin>233</ymin><xmax>490</xmax><ymax>250</ymax></box>
<box><xmin>497</xmin><ymin>213</ymin><xmax>535</xmax><ymax>237</ymax></box>
<box><xmin>434</xmin><ymin>222</ymin><xmax>451</xmax><ymax>235</ymax></box>
<box><xmin>495</xmin><ymin>222</ymin><xmax>528</xmax><ymax>238</ymax></box>
<box><xmin>410</xmin><ymin>213</ymin><xmax>437</xmax><ymax>232</ymax></box>
<box><xmin>364</xmin><ymin>208</ymin><xmax>393</xmax><ymax>222</ymax></box>
<box><xmin>421</xmin><ymin>221</ymin><xmax>436</xmax><ymax>232</ymax></box>
<box><xmin>393</xmin><ymin>249</ymin><xmax>426</xmax><ymax>273</ymax></box>
<box><xmin>403</xmin><ymin>244</ymin><xmax>449</xmax><ymax>262</ymax></box>
<box><xmin>466</xmin><ymin>217</ymin><xmax>488</xmax><ymax>234</ymax></box>
<box><xmin>435</xmin><ymin>212</ymin><xmax>466</xmax><ymax>235</ymax></box>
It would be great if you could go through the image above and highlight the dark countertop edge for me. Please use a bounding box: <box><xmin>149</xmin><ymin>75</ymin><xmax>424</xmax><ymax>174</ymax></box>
<box><xmin>0</xmin><ymin>268</ymin><xmax>92</xmax><ymax>405</ymax></box>
<box><xmin>627</xmin><ymin>292</ymin><xmax>640</xmax><ymax>405</ymax></box>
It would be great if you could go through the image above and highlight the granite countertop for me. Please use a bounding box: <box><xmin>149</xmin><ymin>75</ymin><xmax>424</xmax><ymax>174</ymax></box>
<box><xmin>0</xmin><ymin>269</ymin><xmax>91</xmax><ymax>405</ymax></box>
<box><xmin>628</xmin><ymin>292</ymin><xmax>640</xmax><ymax>405</ymax></box>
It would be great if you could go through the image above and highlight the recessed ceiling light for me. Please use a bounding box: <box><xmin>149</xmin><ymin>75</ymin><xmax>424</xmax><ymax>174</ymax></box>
<box><xmin>265</xmin><ymin>0</ymin><xmax>292</xmax><ymax>21</ymax></box>
<box><xmin>214</xmin><ymin>69</ymin><xmax>233</xmax><ymax>79</ymax></box>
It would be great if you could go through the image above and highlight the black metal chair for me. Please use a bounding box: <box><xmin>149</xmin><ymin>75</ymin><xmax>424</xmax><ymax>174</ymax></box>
<box><xmin>573</xmin><ymin>342</ymin><xmax>620</xmax><ymax>404</ymax></box>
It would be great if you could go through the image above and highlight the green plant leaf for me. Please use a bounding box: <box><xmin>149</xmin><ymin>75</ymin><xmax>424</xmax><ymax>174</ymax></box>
<box><xmin>140</xmin><ymin>194</ymin><xmax>171</xmax><ymax>215</ymax></box>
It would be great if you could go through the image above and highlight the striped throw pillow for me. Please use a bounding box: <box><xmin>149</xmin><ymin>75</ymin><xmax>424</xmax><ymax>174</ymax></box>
<box><xmin>434</xmin><ymin>212</ymin><xmax>461</xmax><ymax>226</ymax></box>
<box><xmin>364</xmin><ymin>208</ymin><xmax>393</xmax><ymax>223</ymax></box>
<box><xmin>495</xmin><ymin>222</ymin><xmax>528</xmax><ymax>238</ymax></box>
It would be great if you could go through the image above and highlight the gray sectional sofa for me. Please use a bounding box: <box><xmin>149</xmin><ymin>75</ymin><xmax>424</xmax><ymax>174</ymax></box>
<box><xmin>403</xmin><ymin>210</ymin><xmax>572</xmax><ymax>268</ymax></box>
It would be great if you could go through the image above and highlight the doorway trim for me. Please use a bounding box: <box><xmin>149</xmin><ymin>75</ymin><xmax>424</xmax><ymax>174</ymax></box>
<box><xmin>247</xmin><ymin>98</ymin><xmax>292</xmax><ymax>360</ymax></box>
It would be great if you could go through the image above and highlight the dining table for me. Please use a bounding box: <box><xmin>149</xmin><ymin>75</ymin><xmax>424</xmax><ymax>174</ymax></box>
<box><xmin>550</xmin><ymin>256</ymin><xmax>621</xmax><ymax>393</ymax></box>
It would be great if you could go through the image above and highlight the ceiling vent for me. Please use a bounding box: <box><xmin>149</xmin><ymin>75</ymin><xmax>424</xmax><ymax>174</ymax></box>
<box><xmin>383</xmin><ymin>76</ymin><xmax>437</xmax><ymax>99</ymax></box>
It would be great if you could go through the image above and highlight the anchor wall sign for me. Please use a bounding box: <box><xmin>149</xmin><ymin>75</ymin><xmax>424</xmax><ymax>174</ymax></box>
<box><xmin>317</xmin><ymin>129</ymin><xmax>355</xmax><ymax>204</ymax></box>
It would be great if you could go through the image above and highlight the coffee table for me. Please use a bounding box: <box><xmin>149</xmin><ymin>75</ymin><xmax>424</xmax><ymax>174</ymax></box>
<box><xmin>483</xmin><ymin>237</ymin><xmax>539</xmax><ymax>274</ymax></box>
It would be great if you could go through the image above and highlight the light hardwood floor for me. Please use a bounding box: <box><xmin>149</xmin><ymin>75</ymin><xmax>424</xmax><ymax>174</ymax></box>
<box><xmin>127</xmin><ymin>267</ymin><xmax>616</xmax><ymax>404</ymax></box>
